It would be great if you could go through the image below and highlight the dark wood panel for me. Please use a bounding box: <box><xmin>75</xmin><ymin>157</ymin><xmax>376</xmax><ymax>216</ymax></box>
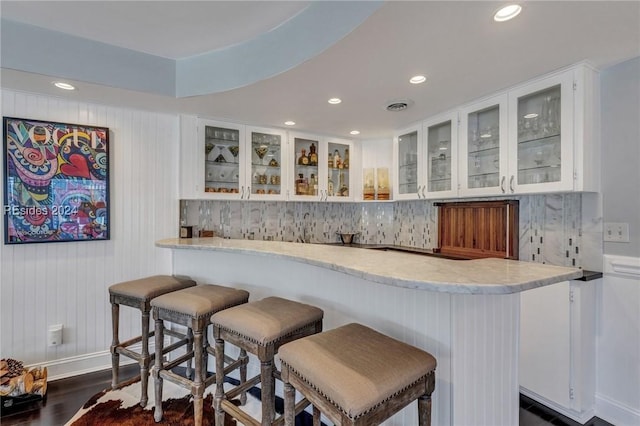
<box><xmin>435</xmin><ymin>200</ymin><xmax>519</xmax><ymax>259</ymax></box>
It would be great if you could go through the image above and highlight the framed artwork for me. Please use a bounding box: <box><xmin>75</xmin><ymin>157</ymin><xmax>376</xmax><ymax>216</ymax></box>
<box><xmin>3</xmin><ymin>117</ymin><xmax>110</xmax><ymax>244</ymax></box>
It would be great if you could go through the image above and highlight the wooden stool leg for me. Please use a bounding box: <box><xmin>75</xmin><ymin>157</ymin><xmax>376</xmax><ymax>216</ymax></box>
<box><xmin>214</xmin><ymin>337</ymin><xmax>226</xmax><ymax>426</ymax></box>
<box><xmin>312</xmin><ymin>406</ymin><xmax>321</xmax><ymax>426</ymax></box>
<box><xmin>153</xmin><ymin>316</ymin><xmax>165</xmax><ymax>422</ymax></box>
<box><xmin>203</xmin><ymin>328</ymin><xmax>209</xmax><ymax>380</ymax></box>
<box><xmin>239</xmin><ymin>349</ymin><xmax>248</xmax><ymax>405</ymax></box>
<box><xmin>186</xmin><ymin>328</ymin><xmax>194</xmax><ymax>379</ymax></box>
<box><xmin>261</xmin><ymin>359</ymin><xmax>275</xmax><ymax>426</ymax></box>
<box><xmin>283</xmin><ymin>382</ymin><xmax>295</xmax><ymax>426</ymax></box>
<box><xmin>418</xmin><ymin>393</ymin><xmax>432</xmax><ymax>426</ymax></box>
<box><xmin>193</xmin><ymin>328</ymin><xmax>204</xmax><ymax>426</ymax></box>
<box><xmin>140</xmin><ymin>308</ymin><xmax>151</xmax><ymax>407</ymax></box>
<box><xmin>110</xmin><ymin>302</ymin><xmax>120</xmax><ymax>390</ymax></box>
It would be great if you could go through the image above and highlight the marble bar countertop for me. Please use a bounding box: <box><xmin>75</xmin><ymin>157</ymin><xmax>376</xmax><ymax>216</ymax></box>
<box><xmin>156</xmin><ymin>237</ymin><xmax>583</xmax><ymax>295</ymax></box>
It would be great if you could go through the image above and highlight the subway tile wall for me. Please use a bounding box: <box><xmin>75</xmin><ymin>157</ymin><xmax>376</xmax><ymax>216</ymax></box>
<box><xmin>181</xmin><ymin>193</ymin><xmax>603</xmax><ymax>270</ymax></box>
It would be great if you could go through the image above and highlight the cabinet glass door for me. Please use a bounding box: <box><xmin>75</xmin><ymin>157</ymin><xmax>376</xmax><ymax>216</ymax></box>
<box><xmin>293</xmin><ymin>136</ymin><xmax>319</xmax><ymax>198</ymax></box>
<box><xmin>516</xmin><ymin>85</ymin><xmax>562</xmax><ymax>185</ymax></box>
<box><xmin>204</xmin><ymin>125</ymin><xmax>241</xmax><ymax>195</ymax></box>
<box><xmin>397</xmin><ymin>130</ymin><xmax>419</xmax><ymax>195</ymax></box>
<box><xmin>427</xmin><ymin>120</ymin><xmax>453</xmax><ymax>193</ymax></box>
<box><xmin>327</xmin><ymin>141</ymin><xmax>350</xmax><ymax>198</ymax></box>
<box><xmin>250</xmin><ymin>130</ymin><xmax>282</xmax><ymax>197</ymax></box>
<box><xmin>467</xmin><ymin>105</ymin><xmax>501</xmax><ymax>189</ymax></box>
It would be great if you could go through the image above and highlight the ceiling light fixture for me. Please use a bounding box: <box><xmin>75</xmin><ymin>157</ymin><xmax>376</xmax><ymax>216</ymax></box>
<box><xmin>284</xmin><ymin>121</ymin><xmax>296</xmax><ymax>126</ymax></box>
<box><xmin>350</xmin><ymin>130</ymin><xmax>360</xmax><ymax>135</ymax></box>
<box><xmin>494</xmin><ymin>4</ymin><xmax>522</xmax><ymax>22</ymax></box>
<box><xmin>53</xmin><ymin>82</ymin><xmax>75</xmax><ymax>90</ymax></box>
<box><xmin>409</xmin><ymin>75</ymin><xmax>426</xmax><ymax>84</ymax></box>
<box><xmin>480</xmin><ymin>133</ymin><xmax>492</xmax><ymax>138</ymax></box>
<box><xmin>328</xmin><ymin>98</ymin><xmax>342</xmax><ymax>105</ymax></box>
<box><xmin>524</xmin><ymin>113</ymin><xmax>539</xmax><ymax>119</ymax></box>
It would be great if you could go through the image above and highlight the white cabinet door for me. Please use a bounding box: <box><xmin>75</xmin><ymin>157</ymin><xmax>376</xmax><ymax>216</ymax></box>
<box><xmin>325</xmin><ymin>137</ymin><xmax>354</xmax><ymax>201</ymax></box>
<box><xmin>459</xmin><ymin>94</ymin><xmax>509</xmax><ymax>197</ymax></box>
<box><xmin>508</xmin><ymin>70</ymin><xmax>575</xmax><ymax>194</ymax></box>
<box><xmin>392</xmin><ymin>124</ymin><xmax>423</xmax><ymax>200</ymax></box>
<box><xmin>246</xmin><ymin>126</ymin><xmax>287</xmax><ymax>200</ymax></box>
<box><xmin>423</xmin><ymin>111</ymin><xmax>459</xmax><ymax>199</ymax></box>
<box><xmin>289</xmin><ymin>132</ymin><xmax>322</xmax><ymax>201</ymax></box>
<box><xmin>520</xmin><ymin>282</ymin><xmax>572</xmax><ymax>408</ymax></box>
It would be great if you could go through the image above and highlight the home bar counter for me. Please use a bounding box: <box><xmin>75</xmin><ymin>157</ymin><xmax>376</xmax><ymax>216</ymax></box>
<box><xmin>157</xmin><ymin>237</ymin><xmax>583</xmax><ymax>425</ymax></box>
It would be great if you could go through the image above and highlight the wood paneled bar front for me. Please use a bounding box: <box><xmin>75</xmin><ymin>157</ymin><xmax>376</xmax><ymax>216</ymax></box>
<box><xmin>157</xmin><ymin>237</ymin><xmax>582</xmax><ymax>426</ymax></box>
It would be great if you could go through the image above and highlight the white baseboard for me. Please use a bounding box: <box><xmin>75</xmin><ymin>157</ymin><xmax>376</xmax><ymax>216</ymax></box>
<box><xmin>596</xmin><ymin>393</ymin><xmax>640</xmax><ymax>426</ymax></box>
<box><xmin>520</xmin><ymin>387</ymin><xmax>595</xmax><ymax>424</ymax></box>
<box><xmin>26</xmin><ymin>349</ymin><xmax>137</xmax><ymax>382</ymax></box>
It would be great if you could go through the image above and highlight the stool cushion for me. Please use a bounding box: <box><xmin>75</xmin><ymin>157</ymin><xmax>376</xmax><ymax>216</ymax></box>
<box><xmin>211</xmin><ymin>297</ymin><xmax>323</xmax><ymax>345</ymax></box>
<box><xmin>279</xmin><ymin>323</ymin><xmax>437</xmax><ymax>419</ymax></box>
<box><xmin>109</xmin><ymin>275</ymin><xmax>196</xmax><ymax>302</ymax></box>
<box><xmin>151</xmin><ymin>284</ymin><xmax>249</xmax><ymax>319</ymax></box>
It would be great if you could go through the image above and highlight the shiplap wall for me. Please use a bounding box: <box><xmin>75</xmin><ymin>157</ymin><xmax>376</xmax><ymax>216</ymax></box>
<box><xmin>0</xmin><ymin>89</ymin><xmax>178</xmax><ymax>378</ymax></box>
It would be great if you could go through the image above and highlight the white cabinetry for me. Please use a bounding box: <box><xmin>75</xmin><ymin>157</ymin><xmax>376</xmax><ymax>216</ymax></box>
<box><xmin>520</xmin><ymin>279</ymin><xmax>597</xmax><ymax>423</ymax></box>
<box><xmin>392</xmin><ymin>124</ymin><xmax>423</xmax><ymax>200</ymax></box>
<box><xmin>246</xmin><ymin>126</ymin><xmax>287</xmax><ymax>200</ymax></box>
<box><xmin>423</xmin><ymin>111</ymin><xmax>459</xmax><ymax>199</ymax></box>
<box><xmin>459</xmin><ymin>94</ymin><xmax>509</xmax><ymax>196</ymax></box>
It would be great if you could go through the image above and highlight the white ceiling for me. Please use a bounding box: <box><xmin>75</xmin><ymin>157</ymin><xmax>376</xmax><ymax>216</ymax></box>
<box><xmin>1</xmin><ymin>1</ymin><xmax>639</xmax><ymax>140</ymax></box>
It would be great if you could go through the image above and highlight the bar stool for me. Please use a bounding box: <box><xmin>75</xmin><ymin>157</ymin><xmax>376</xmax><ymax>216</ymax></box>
<box><xmin>279</xmin><ymin>323</ymin><xmax>437</xmax><ymax>426</ymax></box>
<box><xmin>211</xmin><ymin>296</ymin><xmax>324</xmax><ymax>426</ymax></box>
<box><xmin>151</xmin><ymin>284</ymin><xmax>250</xmax><ymax>426</ymax></box>
<box><xmin>109</xmin><ymin>274</ymin><xmax>196</xmax><ymax>406</ymax></box>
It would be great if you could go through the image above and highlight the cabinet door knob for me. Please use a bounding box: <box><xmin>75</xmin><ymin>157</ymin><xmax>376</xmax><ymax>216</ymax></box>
<box><xmin>417</xmin><ymin>185</ymin><xmax>422</xmax><ymax>199</ymax></box>
<box><xmin>501</xmin><ymin>176</ymin><xmax>506</xmax><ymax>193</ymax></box>
<box><xmin>421</xmin><ymin>186</ymin><xmax>426</xmax><ymax>199</ymax></box>
<box><xmin>509</xmin><ymin>175</ymin><xmax>515</xmax><ymax>193</ymax></box>
<box><xmin>247</xmin><ymin>186</ymin><xmax>251</xmax><ymax>199</ymax></box>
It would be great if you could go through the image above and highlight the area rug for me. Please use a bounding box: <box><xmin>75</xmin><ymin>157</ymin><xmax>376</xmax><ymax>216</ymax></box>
<box><xmin>66</xmin><ymin>379</ymin><xmax>260</xmax><ymax>426</ymax></box>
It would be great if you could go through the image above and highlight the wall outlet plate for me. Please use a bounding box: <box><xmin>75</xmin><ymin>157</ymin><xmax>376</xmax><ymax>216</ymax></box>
<box><xmin>604</xmin><ymin>222</ymin><xmax>630</xmax><ymax>242</ymax></box>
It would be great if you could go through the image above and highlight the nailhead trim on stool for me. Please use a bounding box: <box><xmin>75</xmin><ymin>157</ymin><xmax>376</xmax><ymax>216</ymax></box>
<box><xmin>211</xmin><ymin>296</ymin><xmax>324</xmax><ymax>426</ymax></box>
<box><xmin>279</xmin><ymin>323</ymin><xmax>437</xmax><ymax>426</ymax></box>
<box><xmin>151</xmin><ymin>284</ymin><xmax>250</xmax><ymax>426</ymax></box>
<box><xmin>108</xmin><ymin>274</ymin><xmax>196</xmax><ymax>407</ymax></box>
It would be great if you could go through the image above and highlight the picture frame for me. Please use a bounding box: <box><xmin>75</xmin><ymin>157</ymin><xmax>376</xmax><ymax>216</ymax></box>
<box><xmin>3</xmin><ymin>117</ymin><xmax>110</xmax><ymax>244</ymax></box>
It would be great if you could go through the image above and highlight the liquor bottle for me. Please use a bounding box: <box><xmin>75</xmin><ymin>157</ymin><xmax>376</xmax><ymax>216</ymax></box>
<box><xmin>298</xmin><ymin>149</ymin><xmax>309</xmax><ymax>165</ymax></box>
<box><xmin>328</xmin><ymin>152</ymin><xmax>333</xmax><ymax>168</ymax></box>
<box><xmin>296</xmin><ymin>173</ymin><xmax>305</xmax><ymax>195</ymax></box>
<box><xmin>344</xmin><ymin>148</ymin><xmax>349</xmax><ymax>169</ymax></box>
<box><xmin>309</xmin><ymin>143</ymin><xmax>318</xmax><ymax>166</ymax></box>
<box><xmin>309</xmin><ymin>173</ymin><xmax>317</xmax><ymax>196</ymax></box>
<box><xmin>333</xmin><ymin>149</ymin><xmax>341</xmax><ymax>168</ymax></box>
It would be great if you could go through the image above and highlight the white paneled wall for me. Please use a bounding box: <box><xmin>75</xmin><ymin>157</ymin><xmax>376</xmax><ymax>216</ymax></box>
<box><xmin>0</xmin><ymin>89</ymin><xmax>178</xmax><ymax>378</ymax></box>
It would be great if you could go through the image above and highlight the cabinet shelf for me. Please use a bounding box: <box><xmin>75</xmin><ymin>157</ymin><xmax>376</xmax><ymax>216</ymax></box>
<box><xmin>206</xmin><ymin>160</ymin><xmax>239</xmax><ymax>166</ymax></box>
<box><xmin>468</xmin><ymin>145</ymin><xmax>499</xmax><ymax>155</ymax></box>
<box><xmin>518</xmin><ymin>132</ymin><xmax>561</xmax><ymax>146</ymax></box>
<box><xmin>399</xmin><ymin>162</ymin><xmax>418</xmax><ymax>169</ymax></box>
<box><xmin>468</xmin><ymin>171</ymin><xmax>500</xmax><ymax>179</ymax></box>
<box><xmin>518</xmin><ymin>164</ymin><xmax>560</xmax><ymax>172</ymax></box>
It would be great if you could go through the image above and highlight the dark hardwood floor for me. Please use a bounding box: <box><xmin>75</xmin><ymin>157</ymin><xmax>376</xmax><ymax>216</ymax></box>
<box><xmin>2</xmin><ymin>366</ymin><xmax>615</xmax><ymax>426</ymax></box>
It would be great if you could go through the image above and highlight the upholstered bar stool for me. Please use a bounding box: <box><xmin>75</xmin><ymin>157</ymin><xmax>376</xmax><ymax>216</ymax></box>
<box><xmin>211</xmin><ymin>296</ymin><xmax>324</xmax><ymax>426</ymax></box>
<box><xmin>279</xmin><ymin>323</ymin><xmax>437</xmax><ymax>426</ymax></box>
<box><xmin>109</xmin><ymin>275</ymin><xmax>196</xmax><ymax>406</ymax></box>
<box><xmin>151</xmin><ymin>284</ymin><xmax>249</xmax><ymax>426</ymax></box>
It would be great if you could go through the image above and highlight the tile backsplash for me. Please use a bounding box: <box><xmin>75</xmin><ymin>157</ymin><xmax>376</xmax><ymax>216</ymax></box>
<box><xmin>181</xmin><ymin>193</ymin><xmax>602</xmax><ymax>270</ymax></box>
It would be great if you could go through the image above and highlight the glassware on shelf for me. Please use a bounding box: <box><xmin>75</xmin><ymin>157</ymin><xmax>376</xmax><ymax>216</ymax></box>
<box><xmin>254</xmin><ymin>146</ymin><xmax>268</xmax><ymax>165</ymax></box>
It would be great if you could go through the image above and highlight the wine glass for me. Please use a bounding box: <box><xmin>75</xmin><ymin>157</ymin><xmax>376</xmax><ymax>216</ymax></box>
<box><xmin>254</xmin><ymin>146</ymin><xmax>268</xmax><ymax>165</ymax></box>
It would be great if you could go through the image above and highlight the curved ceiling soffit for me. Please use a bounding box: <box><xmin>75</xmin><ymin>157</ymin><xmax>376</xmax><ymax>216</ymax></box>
<box><xmin>175</xmin><ymin>1</ymin><xmax>383</xmax><ymax>97</ymax></box>
<box><xmin>0</xmin><ymin>2</ymin><xmax>383</xmax><ymax>98</ymax></box>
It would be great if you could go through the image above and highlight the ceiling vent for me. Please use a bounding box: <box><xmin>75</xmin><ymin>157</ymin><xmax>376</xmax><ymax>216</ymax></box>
<box><xmin>385</xmin><ymin>99</ymin><xmax>414</xmax><ymax>112</ymax></box>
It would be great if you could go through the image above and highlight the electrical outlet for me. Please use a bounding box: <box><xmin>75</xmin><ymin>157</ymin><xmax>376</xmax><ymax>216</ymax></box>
<box><xmin>604</xmin><ymin>222</ymin><xmax>630</xmax><ymax>242</ymax></box>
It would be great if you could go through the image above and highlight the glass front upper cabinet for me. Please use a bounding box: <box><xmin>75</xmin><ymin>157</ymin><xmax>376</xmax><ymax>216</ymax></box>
<box><xmin>326</xmin><ymin>139</ymin><xmax>352</xmax><ymax>200</ymax></box>
<box><xmin>204</xmin><ymin>124</ymin><xmax>242</xmax><ymax>196</ymax></box>
<box><xmin>459</xmin><ymin>94</ymin><xmax>508</xmax><ymax>196</ymax></box>
<box><xmin>291</xmin><ymin>134</ymin><xmax>321</xmax><ymax>200</ymax></box>
<box><xmin>247</xmin><ymin>127</ymin><xmax>286</xmax><ymax>200</ymax></box>
<box><xmin>508</xmin><ymin>71</ymin><xmax>574</xmax><ymax>193</ymax></box>
<box><xmin>393</xmin><ymin>126</ymin><xmax>421</xmax><ymax>200</ymax></box>
<box><xmin>424</xmin><ymin>112</ymin><xmax>458</xmax><ymax>198</ymax></box>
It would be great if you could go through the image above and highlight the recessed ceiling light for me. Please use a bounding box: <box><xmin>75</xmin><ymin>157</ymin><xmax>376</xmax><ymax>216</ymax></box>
<box><xmin>480</xmin><ymin>133</ymin><xmax>492</xmax><ymax>138</ymax></box>
<box><xmin>350</xmin><ymin>130</ymin><xmax>360</xmax><ymax>135</ymax></box>
<box><xmin>409</xmin><ymin>75</ymin><xmax>427</xmax><ymax>84</ymax></box>
<box><xmin>524</xmin><ymin>113</ymin><xmax>539</xmax><ymax>119</ymax></box>
<box><xmin>328</xmin><ymin>98</ymin><xmax>342</xmax><ymax>105</ymax></box>
<box><xmin>284</xmin><ymin>121</ymin><xmax>296</xmax><ymax>126</ymax></box>
<box><xmin>494</xmin><ymin>4</ymin><xmax>522</xmax><ymax>22</ymax></box>
<box><xmin>53</xmin><ymin>82</ymin><xmax>75</xmax><ymax>90</ymax></box>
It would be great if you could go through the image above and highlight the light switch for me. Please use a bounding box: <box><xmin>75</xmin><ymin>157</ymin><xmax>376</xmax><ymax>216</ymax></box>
<box><xmin>604</xmin><ymin>222</ymin><xmax>630</xmax><ymax>243</ymax></box>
